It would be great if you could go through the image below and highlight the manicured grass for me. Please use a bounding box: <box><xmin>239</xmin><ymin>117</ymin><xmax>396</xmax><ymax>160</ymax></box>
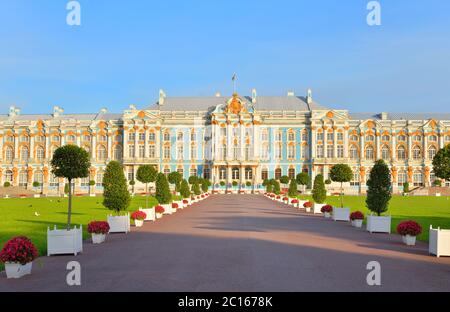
<box><xmin>0</xmin><ymin>195</ymin><xmax>158</xmax><ymax>270</ymax></box>
<box><xmin>297</xmin><ymin>195</ymin><xmax>450</xmax><ymax>242</ymax></box>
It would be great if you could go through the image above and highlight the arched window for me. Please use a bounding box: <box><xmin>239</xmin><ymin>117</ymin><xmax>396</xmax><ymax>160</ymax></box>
<box><xmin>163</xmin><ymin>146</ymin><xmax>170</xmax><ymax>159</ymax></box>
<box><xmin>245</xmin><ymin>167</ymin><xmax>253</xmax><ymax>180</ymax></box>
<box><xmin>350</xmin><ymin>145</ymin><xmax>358</xmax><ymax>160</ymax></box>
<box><xmin>96</xmin><ymin>171</ymin><xmax>104</xmax><ymax>187</ymax></box>
<box><xmin>138</xmin><ymin>145</ymin><xmax>145</xmax><ymax>158</ymax></box>
<box><xmin>288</xmin><ymin>168</ymin><xmax>296</xmax><ymax>179</ymax></box>
<box><xmin>232</xmin><ymin>167</ymin><xmax>240</xmax><ymax>180</ymax></box>
<box><xmin>428</xmin><ymin>146</ymin><xmax>437</xmax><ymax>160</ymax></box>
<box><xmin>138</xmin><ymin>132</ymin><xmax>146</xmax><ymax>141</ymax></box>
<box><xmin>177</xmin><ymin>145</ymin><xmax>184</xmax><ymax>160</ymax></box>
<box><xmin>261</xmin><ymin>168</ymin><xmax>269</xmax><ymax>181</ymax></box>
<box><xmin>114</xmin><ymin>146</ymin><xmax>122</xmax><ymax>160</ymax></box>
<box><xmin>191</xmin><ymin>145</ymin><xmax>197</xmax><ymax>160</ymax></box>
<box><xmin>49</xmin><ymin>174</ymin><xmax>59</xmax><ymax>187</ymax></box>
<box><xmin>413</xmin><ymin>171</ymin><xmax>423</xmax><ymax>187</ymax></box>
<box><xmin>4</xmin><ymin>170</ymin><xmax>13</xmax><ymax>183</ymax></box>
<box><xmin>19</xmin><ymin>171</ymin><xmax>28</xmax><ymax>187</ymax></box>
<box><xmin>36</xmin><ymin>146</ymin><xmax>45</xmax><ymax>161</ymax></box>
<box><xmin>163</xmin><ymin>132</ymin><xmax>170</xmax><ymax>142</ymax></box>
<box><xmin>5</xmin><ymin>146</ymin><xmax>14</xmax><ymax>162</ymax></box>
<box><xmin>397</xmin><ymin>146</ymin><xmax>407</xmax><ymax>160</ymax></box>
<box><xmin>365</xmin><ymin>146</ymin><xmax>375</xmax><ymax>160</ymax></box>
<box><xmin>381</xmin><ymin>145</ymin><xmax>390</xmax><ymax>160</ymax></box>
<box><xmin>412</xmin><ymin>146</ymin><xmax>422</xmax><ymax>160</ymax></box>
<box><xmin>275</xmin><ymin>168</ymin><xmax>282</xmax><ymax>180</ymax></box>
<box><xmin>219</xmin><ymin>167</ymin><xmax>227</xmax><ymax>180</ymax></box>
<box><xmin>97</xmin><ymin>145</ymin><xmax>107</xmax><ymax>161</ymax></box>
<box><xmin>34</xmin><ymin>170</ymin><xmax>43</xmax><ymax>184</ymax></box>
<box><xmin>398</xmin><ymin>170</ymin><xmax>407</xmax><ymax>187</ymax></box>
<box><xmin>20</xmin><ymin>146</ymin><xmax>29</xmax><ymax>162</ymax></box>
<box><xmin>350</xmin><ymin>170</ymin><xmax>360</xmax><ymax>186</ymax></box>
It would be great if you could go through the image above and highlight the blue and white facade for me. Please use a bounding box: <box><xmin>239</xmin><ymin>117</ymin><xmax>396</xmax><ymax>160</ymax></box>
<box><xmin>1</xmin><ymin>89</ymin><xmax>449</xmax><ymax>195</ymax></box>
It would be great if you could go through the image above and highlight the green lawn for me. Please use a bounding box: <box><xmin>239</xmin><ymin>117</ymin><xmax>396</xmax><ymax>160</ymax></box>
<box><xmin>297</xmin><ymin>195</ymin><xmax>450</xmax><ymax>242</ymax></box>
<box><xmin>0</xmin><ymin>195</ymin><xmax>158</xmax><ymax>270</ymax></box>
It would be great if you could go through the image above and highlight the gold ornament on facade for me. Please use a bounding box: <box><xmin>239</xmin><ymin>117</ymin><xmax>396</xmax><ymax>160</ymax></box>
<box><xmin>226</xmin><ymin>94</ymin><xmax>247</xmax><ymax>115</ymax></box>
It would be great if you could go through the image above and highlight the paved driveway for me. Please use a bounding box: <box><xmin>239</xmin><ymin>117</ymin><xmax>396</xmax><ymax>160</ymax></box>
<box><xmin>1</xmin><ymin>195</ymin><xmax>450</xmax><ymax>292</ymax></box>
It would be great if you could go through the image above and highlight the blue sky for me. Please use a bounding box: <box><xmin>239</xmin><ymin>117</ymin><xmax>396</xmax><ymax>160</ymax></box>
<box><xmin>0</xmin><ymin>0</ymin><xmax>449</xmax><ymax>114</ymax></box>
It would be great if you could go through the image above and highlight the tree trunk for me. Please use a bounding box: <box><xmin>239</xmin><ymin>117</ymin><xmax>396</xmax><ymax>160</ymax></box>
<box><xmin>67</xmin><ymin>178</ymin><xmax>72</xmax><ymax>230</ymax></box>
<box><xmin>146</xmin><ymin>183</ymin><xmax>149</xmax><ymax>208</ymax></box>
<box><xmin>341</xmin><ymin>182</ymin><xmax>344</xmax><ymax>208</ymax></box>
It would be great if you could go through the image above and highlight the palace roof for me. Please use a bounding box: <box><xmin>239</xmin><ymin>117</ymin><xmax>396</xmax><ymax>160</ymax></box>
<box><xmin>350</xmin><ymin>112</ymin><xmax>450</xmax><ymax>121</ymax></box>
<box><xmin>147</xmin><ymin>96</ymin><xmax>328</xmax><ymax>112</ymax></box>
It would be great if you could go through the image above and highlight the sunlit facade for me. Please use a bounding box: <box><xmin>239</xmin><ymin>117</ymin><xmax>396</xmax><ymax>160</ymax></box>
<box><xmin>1</xmin><ymin>89</ymin><xmax>449</xmax><ymax>195</ymax></box>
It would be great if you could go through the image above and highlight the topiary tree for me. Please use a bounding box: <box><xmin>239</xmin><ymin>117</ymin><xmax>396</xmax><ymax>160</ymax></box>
<box><xmin>220</xmin><ymin>181</ymin><xmax>226</xmax><ymax>187</ymax></box>
<box><xmin>366</xmin><ymin>160</ymin><xmax>392</xmax><ymax>216</ymax></box>
<box><xmin>51</xmin><ymin>145</ymin><xmax>90</xmax><ymax>229</ymax></box>
<box><xmin>433</xmin><ymin>179</ymin><xmax>442</xmax><ymax>187</ymax></box>
<box><xmin>64</xmin><ymin>183</ymin><xmax>70</xmax><ymax>195</ymax></box>
<box><xmin>403</xmin><ymin>182</ymin><xmax>410</xmax><ymax>194</ymax></box>
<box><xmin>266</xmin><ymin>182</ymin><xmax>274</xmax><ymax>193</ymax></box>
<box><xmin>129</xmin><ymin>180</ymin><xmax>135</xmax><ymax>193</ymax></box>
<box><xmin>192</xmin><ymin>179</ymin><xmax>201</xmax><ymax>195</ymax></box>
<box><xmin>296</xmin><ymin>172</ymin><xmax>310</xmax><ymax>192</ymax></box>
<box><xmin>3</xmin><ymin>182</ymin><xmax>11</xmax><ymax>188</ymax></box>
<box><xmin>33</xmin><ymin>181</ymin><xmax>40</xmax><ymax>188</ymax></box>
<box><xmin>246</xmin><ymin>181</ymin><xmax>252</xmax><ymax>187</ymax></box>
<box><xmin>155</xmin><ymin>173</ymin><xmax>172</xmax><ymax>204</ymax></box>
<box><xmin>280</xmin><ymin>176</ymin><xmax>290</xmax><ymax>188</ymax></box>
<box><xmin>288</xmin><ymin>179</ymin><xmax>298</xmax><ymax>197</ymax></box>
<box><xmin>232</xmin><ymin>181</ymin><xmax>238</xmax><ymax>188</ymax></box>
<box><xmin>329</xmin><ymin>164</ymin><xmax>353</xmax><ymax>208</ymax></box>
<box><xmin>273</xmin><ymin>180</ymin><xmax>281</xmax><ymax>195</ymax></box>
<box><xmin>89</xmin><ymin>180</ymin><xmax>96</xmax><ymax>196</ymax></box>
<box><xmin>136</xmin><ymin>165</ymin><xmax>158</xmax><ymax>208</ymax></box>
<box><xmin>188</xmin><ymin>176</ymin><xmax>199</xmax><ymax>185</ymax></box>
<box><xmin>325</xmin><ymin>179</ymin><xmax>332</xmax><ymax>185</ymax></box>
<box><xmin>433</xmin><ymin>145</ymin><xmax>450</xmax><ymax>181</ymax></box>
<box><xmin>179</xmin><ymin>179</ymin><xmax>191</xmax><ymax>199</ymax></box>
<box><xmin>201</xmin><ymin>179</ymin><xmax>211</xmax><ymax>193</ymax></box>
<box><xmin>312</xmin><ymin>174</ymin><xmax>326</xmax><ymax>204</ymax></box>
<box><xmin>168</xmin><ymin>171</ymin><xmax>183</xmax><ymax>192</ymax></box>
<box><xmin>103</xmin><ymin>161</ymin><xmax>131</xmax><ymax>215</ymax></box>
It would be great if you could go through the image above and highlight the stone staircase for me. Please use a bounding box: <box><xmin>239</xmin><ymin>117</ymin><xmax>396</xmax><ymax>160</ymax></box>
<box><xmin>0</xmin><ymin>186</ymin><xmax>38</xmax><ymax>197</ymax></box>
<box><xmin>409</xmin><ymin>186</ymin><xmax>450</xmax><ymax>196</ymax></box>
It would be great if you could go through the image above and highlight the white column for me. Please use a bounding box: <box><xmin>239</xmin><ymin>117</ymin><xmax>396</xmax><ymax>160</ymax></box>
<box><xmin>123</xmin><ymin>129</ymin><xmax>129</xmax><ymax>159</ymax></box>
<box><xmin>144</xmin><ymin>128</ymin><xmax>149</xmax><ymax>158</ymax></box>
<box><xmin>227</xmin><ymin>123</ymin><xmax>232</xmax><ymax>160</ymax></box>
<box><xmin>253</xmin><ymin>124</ymin><xmax>260</xmax><ymax>158</ymax></box>
<box><xmin>391</xmin><ymin>134</ymin><xmax>396</xmax><ymax>162</ymax></box>
<box><xmin>240</xmin><ymin>124</ymin><xmax>245</xmax><ymax>159</ymax></box>
<box><xmin>134</xmin><ymin>130</ymin><xmax>138</xmax><ymax>159</ymax></box>
<box><xmin>29</xmin><ymin>136</ymin><xmax>35</xmax><ymax>162</ymax></box>
<box><xmin>91</xmin><ymin>134</ymin><xmax>97</xmax><ymax>161</ymax></box>
<box><xmin>423</xmin><ymin>135</ymin><xmax>428</xmax><ymax>161</ymax></box>
<box><xmin>45</xmin><ymin>135</ymin><xmax>50</xmax><ymax>160</ymax></box>
<box><xmin>376</xmin><ymin>132</ymin><xmax>381</xmax><ymax>160</ymax></box>
<box><xmin>343</xmin><ymin>129</ymin><xmax>349</xmax><ymax>158</ymax></box>
<box><xmin>333</xmin><ymin>129</ymin><xmax>338</xmax><ymax>159</ymax></box>
<box><xmin>14</xmin><ymin>135</ymin><xmax>19</xmax><ymax>159</ymax></box>
<box><xmin>107</xmin><ymin>133</ymin><xmax>112</xmax><ymax>160</ymax></box>
<box><xmin>311</xmin><ymin>127</ymin><xmax>316</xmax><ymax>158</ymax></box>
<box><xmin>360</xmin><ymin>134</ymin><xmax>365</xmax><ymax>161</ymax></box>
<box><xmin>156</xmin><ymin>128</ymin><xmax>161</xmax><ymax>158</ymax></box>
<box><xmin>76</xmin><ymin>132</ymin><xmax>81</xmax><ymax>147</ymax></box>
<box><xmin>439</xmin><ymin>133</ymin><xmax>444</xmax><ymax>149</ymax></box>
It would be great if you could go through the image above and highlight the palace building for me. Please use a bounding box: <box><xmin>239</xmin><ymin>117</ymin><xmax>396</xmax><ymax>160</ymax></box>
<box><xmin>1</xmin><ymin>89</ymin><xmax>449</xmax><ymax>195</ymax></box>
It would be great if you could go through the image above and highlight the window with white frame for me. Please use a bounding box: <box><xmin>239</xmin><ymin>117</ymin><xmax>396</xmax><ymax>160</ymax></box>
<box><xmin>288</xmin><ymin>145</ymin><xmax>295</xmax><ymax>159</ymax></box>
<box><xmin>149</xmin><ymin>145</ymin><xmax>156</xmax><ymax>158</ymax></box>
<box><xmin>139</xmin><ymin>133</ymin><xmax>146</xmax><ymax>141</ymax></box>
<box><xmin>177</xmin><ymin>145</ymin><xmax>184</xmax><ymax>160</ymax></box>
<box><xmin>128</xmin><ymin>145</ymin><xmax>135</xmax><ymax>158</ymax></box>
<box><xmin>398</xmin><ymin>171</ymin><xmax>407</xmax><ymax>187</ymax></box>
<box><xmin>128</xmin><ymin>133</ymin><xmax>136</xmax><ymax>142</ymax></box>
<box><xmin>428</xmin><ymin>146</ymin><xmax>437</xmax><ymax>160</ymax></box>
<box><xmin>337</xmin><ymin>145</ymin><xmax>344</xmax><ymax>158</ymax></box>
<box><xmin>139</xmin><ymin>145</ymin><xmax>145</xmax><ymax>158</ymax></box>
<box><xmin>349</xmin><ymin>145</ymin><xmax>358</xmax><ymax>160</ymax></box>
<box><xmin>316</xmin><ymin>145</ymin><xmax>324</xmax><ymax>158</ymax></box>
<box><xmin>96</xmin><ymin>172</ymin><xmax>104</xmax><ymax>187</ymax></box>
<box><xmin>381</xmin><ymin>146</ymin><xmax>390</xmax><ymax>160</ymax></box>
<box><xmin>20</xmin><ymin>146</ymin><xmax>29</xmax><ymax>162</ymax></box>
<box><xmin>163</xmin><ymin>146</ymin><xmax>171</xmax><ymax>159</ymax></box>
<box><xmin>19</xmin><ymin>171</ymin><xmax>28</xmax><ymax>187</ymax></box>
<box><xmin>337</xmin><ymin>132</ymin><xmax>344</xmax><ymax>141</ymax></box>
<box><xmin>149</xmin><ymin>132</ymin><xmax>156</xmax><ymax>141</ymax></box>
<box><xmin>190</xmin><ymin>145</ymin><xmax>197</xmax><ymax>160</ymax></box>
<box><xmin>412</xmin><ymin>146</ymin><xmax>422</xmax><ymax>160</ymax></box>
<box><xmin>327</xmin><ymin>145</ymin><xmax>334</xmax><ymax>158</ymax></box>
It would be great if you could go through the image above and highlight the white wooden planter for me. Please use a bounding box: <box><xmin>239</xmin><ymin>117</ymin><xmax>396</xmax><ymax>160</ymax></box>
<box><xmin>156</xmin><ymin>212</ymin><xmax>163</xmax><ymax>219</ymax></box>
<box><xmin>47</xmin><ymin>226</ymin><xmax>83</xmax><ymax>256</ymax></box>
<box><xmin>366</xmin><ymin>215</ymin><xmax>391</xmax><ymax>234</ymax></box>
<box><xmin>4</xmin><ymin>262</ymin><xmax>33</xmax><ymax>279</ymax></box>
<box><xmin>333</xmin><ymin>208</ymin><xmax>351</xmax><ymax>222</ymax></box>
<box><xmin>314</xmin><ymin>203</ymin><xmax>326</xmax><ymax>214</ymax></box>
<box><xmin>429</xmin><ymin>226</ymin><xmax>450</xmax><ymax>257</ymax></box>
<box><xmin>324</xmin><ymin>212</ymin><xmax>331</xmax><ymax>219</ymax></box>
<box><xmin>90</xmin><ymin>194</ymin><xmax>96</xmax><ymax>197</ymax></box>
<box><xmin>297</xmin><ymin>200</ymin><xmax>308</xmax><ymax>209</ymax></box>
<box><xmin>92</xmin><ymin>233</ymin><xmax>106</xmax><ymax>244</ymax></box>
<box><xmin>139</xmin><ymin>208</ymin><xmax>156</xmax><ymax>222</ymax></box>
<box><xmin>34</xmin><ymin>194</ymin><xmax>40</xmax><ymax>198</ymax></box>
<box><xmin>107</xmin><ymin>214</ymin><xmax>130</xmax><ymax>234</ymax></box>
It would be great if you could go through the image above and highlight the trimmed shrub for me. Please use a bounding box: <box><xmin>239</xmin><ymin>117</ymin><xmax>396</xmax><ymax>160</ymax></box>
<box><xmin>366</xmin><ymin>160</ymin><xmax>392</xmax><ymax>216</ymax></box>
<box><xmin>103</xmin><ymin>161</ymin><xmax>131</xmax><ymax>214</ymax></box>
<box><xmin>312</xmin><ymin>174</ymin><xmax>327</xmax><ymax>204</ymax></box>
<box><xmin>155</xmin><ymin>173</ymin><xmax>172</xmax><ymax>204</ymax></box>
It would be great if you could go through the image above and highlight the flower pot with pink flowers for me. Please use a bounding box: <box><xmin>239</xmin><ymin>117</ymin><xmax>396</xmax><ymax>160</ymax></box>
<box><xmin>290</xmin><ymin>199</ymin><xmax>299</xmax><ymax>207</ymax></box>
<box><xmin>132</xmin><ymin>211</ymin><xmax>147</xmax><ymax>227</ymax></box>
<box><xmin>303</xmin><ymin>201</ymin><xmax>313</xmax><ymax>213</ymax></box>
<box><xmin>0</xmin><ymin>236</ymin><xmax>39</xmax><ymax>279</ymax></box>
<box><xmin>171</xmin><ymin>203</ymin><xmax>179</xmax><ymax>213</ymax></box>
<box><xmin>397</xmin><ymin>221</ymin><xmax>422</xmax><ymax>246</ymax></box>
<box><xmin>321</xmin><ymin>205</ymin><xmax>333</xmax><ymax>218</ymax></box>
<box><xmin>88</xmin><ymin>221</ymin><xmax>110</xmax><ymax>244</ymax></box>
<box><xmin>350</xmin><ymin>211</ymin><xmax>364</xmax><ymax>228</ymax></box>
<box><xmin>155</xmin><ymin>205</ymin><xmax>165</xmax><ymax>219</ymax></box>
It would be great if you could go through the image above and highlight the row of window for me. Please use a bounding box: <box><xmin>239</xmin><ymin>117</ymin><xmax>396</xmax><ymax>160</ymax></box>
<box><xmin>348</xmin><ymin>145</ymin><xmax>438</xmax><ymax>161</ymax></box>
<box><xmin>349</xmin><ymin>134</ymin><xmax>448</xmax><ymax>142</ymax></box>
